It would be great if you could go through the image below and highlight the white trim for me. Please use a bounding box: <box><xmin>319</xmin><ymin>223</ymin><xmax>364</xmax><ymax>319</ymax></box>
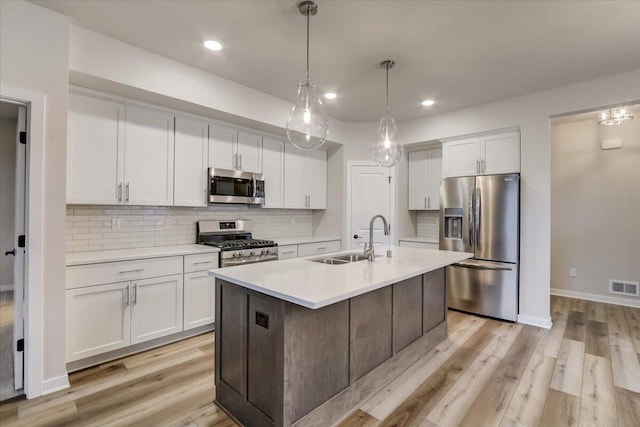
<box><xmin>41</xmin><ymin>374</ymin><xmax>70</xmax><ymax>395</ymax></box>
<box><xmin>0</xmin><ymin>85</ymin><xmax>48</xmax><ymax>398</ymax></box>
<box><xmin>0</xmin><ymin>284</ymin><xmax>14</xmax><ymax>292</ymax></box>
<box><xmin>345</xmin><ymin>161</ymin><xmax>397</xmax><ymax>251</ymax></box>
<box><xmin>551</xmin><ymin>288</ymin><xmax>640</xmax><ymax>308</ymax></box>
<box><xmin>517</xmin><ymin>314</ymin><xmax>552</xmax><ymax>329</ymax></box>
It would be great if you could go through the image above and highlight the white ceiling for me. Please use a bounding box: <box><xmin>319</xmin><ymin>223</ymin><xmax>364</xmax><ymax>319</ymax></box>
<box><xmin>33</xmin><ymin>0</ymin><xmax>640</xmax><ymax>122</ymax></box>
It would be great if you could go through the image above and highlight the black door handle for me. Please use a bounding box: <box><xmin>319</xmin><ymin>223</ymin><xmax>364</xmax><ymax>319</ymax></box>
<box><xmin>5</xmin><ymin>249</ymin><xmax>16</xmax><ymax>256</ymax></box>
<box><xmin>353</xmin><ymin>234</ymin><xmax>361</xmax><ymax>239</ymax></box>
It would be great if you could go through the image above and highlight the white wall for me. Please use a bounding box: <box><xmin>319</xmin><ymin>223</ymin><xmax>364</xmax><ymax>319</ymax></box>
<box><xmin>400</xmin><ymin>69</ymin><xmax>640</xmax><ymax>326</ymax></box>
<box><xmin>0</xmin><ymin>117</ymin><xmax>16</xmax><ymax>288</ymax></box>
<box><xmin>551</xmin><ymin>114</ymin><xmax>640</xmax><ymax>304</ymax></box>
<box><xmin>0</xmin><ymin>0</ymin><xmax>70</xmax><ymax>386</ymax></box>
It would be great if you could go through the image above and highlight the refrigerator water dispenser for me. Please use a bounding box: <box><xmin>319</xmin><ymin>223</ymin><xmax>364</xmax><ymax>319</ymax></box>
<box><xmin>444</xmin><ymin>208</ymin><xmax>463</xmax><ymax>239</ymax></box>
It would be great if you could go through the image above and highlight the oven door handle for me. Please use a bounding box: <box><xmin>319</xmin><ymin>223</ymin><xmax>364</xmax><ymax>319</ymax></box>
<box><xmin>222</xmin><ymin>256</ymin><xmax>278</xmax><ymax>267</ymax></box>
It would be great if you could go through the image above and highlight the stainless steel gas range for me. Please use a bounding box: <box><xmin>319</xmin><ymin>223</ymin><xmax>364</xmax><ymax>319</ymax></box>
<box><xmin>196</xmin><ymin>220</ymin><xmax>278</xmax><ymax>267</ymax></box>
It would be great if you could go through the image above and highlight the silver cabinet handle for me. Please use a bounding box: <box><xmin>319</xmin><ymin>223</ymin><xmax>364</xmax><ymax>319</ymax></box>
<box><xmin>192</xmin><ymin>260</ymin><xmax>213</xmax><ymax>265</ymax></box>
<box><xmin>282</xmin><ymin>250</ymin><xmax>295</xmax><ymax>254</ymax></box>
<box><xmin>133</xmin><ymin>283</ymin><xmax>137</xmax><ymax>306</ymax></box>
<box><xmin>476</xmin><ymin>159</ymin><xmax>480</xmax><ymax>174</ymax></box>
<box><xmin>482</xmin><ymin>159</ymin><xmax>486</xmax><ymax>174</ymax></box>
<box><xmin>124</xmin><ymin>285</ymin><xmax>129</xmax><ymax>307</ymax></box>
<box><xmin>316</xmin><ymin>247</ymin><xmax>327</xmax><ymax>251</ymax></box>
<box><xmin>118</xmin><ymin>183</ymin><xmax>123</xmax><ymax>202</ymax></box>
<box><xmin>238</xmin><ymin>153</ymin><xmax>242</xmax><ymax>170</ymax></box>
<box><xmin>424</xmin><ymin>196</ymin><xmax>427</xmax><ymax>209</ymax></box>
<box><xmin>125</xmin><ymin>183</ymin><xmax>130</xmax><ymax>202</ymax></box>
<box><xmin>119</xmin><ymin>268</ymin><xmax>144</xmax><ymax>274</ymax></box>
<box><xmin>428</xmin><ymin>196</ymin><xmax>431</xmax><ymax>209</ymax></box>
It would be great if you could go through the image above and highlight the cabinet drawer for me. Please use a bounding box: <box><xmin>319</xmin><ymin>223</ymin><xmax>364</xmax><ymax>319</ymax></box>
<box><xmin>67</xmin><ymin>256</ymin><xmax>183</xmax><ymax>289</ymax></box>
<box><xmin>297</xmin><ymin>240</ymin><xmax>341</xmax><ymax>257</ymax></box>
<box><xmin>184</xmin><ymin>253</ymin><xmax>219</xmax><ymax>273</ymax></box>
<box><xmin>398</xmin><ymin>241</ymin><xmax>439</xmax><ymax>250</ymax></box>
<box><xmin>278</xmin><ymin>245</ymin><xmax>298</xmax><ymax>260</ymax></box>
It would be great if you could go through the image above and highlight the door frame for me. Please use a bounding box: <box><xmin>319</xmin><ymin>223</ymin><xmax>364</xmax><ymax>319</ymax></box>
<box><xmin>346</xmin><ymin>161</ymin><xmax>397</xmax><ymax>251</ymax></box>
<box><xmin>1</xmin><ymin>85</ymin><xmax>46</xmax><ymax>398</ymax></box>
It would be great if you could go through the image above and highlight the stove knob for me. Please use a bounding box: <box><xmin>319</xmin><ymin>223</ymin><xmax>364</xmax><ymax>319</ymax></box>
<box><xmin>232</xmin><ymin>252</ymin><xmax>239</xmax><ymax>258</ymax></box>
<box><xmin>249</xmin><ymin>250</ymin><xmax>255</xmax><ymax>256</ymax></box>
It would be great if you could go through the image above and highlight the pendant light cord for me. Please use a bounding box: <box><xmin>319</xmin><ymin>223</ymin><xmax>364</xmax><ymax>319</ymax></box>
<box><xmin>306</xmin><ymin>7</ymin><xmax>310</xmax><ymax>84</ymax></box>
<box><xmin>385</xmin><ymin>64</ymin><xmax>389</xmax><ymax>113</ymax></box>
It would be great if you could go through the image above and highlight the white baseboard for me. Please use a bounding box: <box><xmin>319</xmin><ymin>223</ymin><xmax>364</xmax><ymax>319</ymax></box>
<box><xmin>551</xmin><ymin>288</ymin><xmax>640</xmax><ymax>308</ymax></box>
<box><xmin>42</xmin><ymin>374</ymin><xmax>69</xmax><ymax>395</ymax></box>
<box><xmin>517</xmin><ymin>314</ymin><xmax>552</xmax><ymax>329</ymax></box>
<box><xmin>0</xmin><ymin>284</ymin><xmax>13</xmax><ymax>292</ymax></box>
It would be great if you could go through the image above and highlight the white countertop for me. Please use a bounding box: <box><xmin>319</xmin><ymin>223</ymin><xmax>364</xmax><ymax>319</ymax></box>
<box><xmin>398</xmin><ymin>236</ymin><xmax>439</xmax><ymax>244</ymax></box>
<box><xmin>66</xmin><ymin>244</ymin><xmax>219</xmax><ymax>266</ymax></box>
<box><xmin>270</xmin><ymin>236</ymin><xmax>342</xmax><ymax>246</ymax></box>
<box><xmin>209</xmin><ymin>246</ymin><xmax>471</xmax><ymax>309</ymax></box>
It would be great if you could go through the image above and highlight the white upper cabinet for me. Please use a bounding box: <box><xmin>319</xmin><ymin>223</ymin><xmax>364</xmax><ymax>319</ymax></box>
<box><xmin>408</xmin><ymin>147</ymin><xmax>441</xmax><ymax>210</ymax></box>
<box><xmin>307</xmin><ymin>149</ymin><xmax>327</xmax><ymax>209</ymax></box>
<box><xmin>174</xmin><ymin>116</ymin><xmax>208</xmax><ymax>207</ymax></box>
<box><xmin>442</xmin><ymin>131</ymin><xmax>520</xmax><ymax>177</ymax></box>
<box><xmin>481</xmin><ymin>132</ymin><xmax>521</xmax><ymax>174</ymax></box>
<box><xmin>237</xmin><ymin>131</ymin><xmax>263</xmax><ymax>173</ymax></box>
<box><xmin>283</xmin><ymin>143</ymin><xmax>327</xmax><ymax>209</ymax></box>
<box><xmin>262</xmin><ymin>136</ymin><xmax>285</xmax><ymax>208</ymax></box>
<box><xmin>124</xmin><ymin>105</ymin><xmax>175</xmax><ymax>206</ymax></box>
<box><xmin>67</xmin><ymin>93</ymin><xmax>125</xmax><ymax>204</ymax></box>
<box><xmin>208</xmin><ymin>125</ymin><xmax>263</xmax><ymax>173</ymax></box>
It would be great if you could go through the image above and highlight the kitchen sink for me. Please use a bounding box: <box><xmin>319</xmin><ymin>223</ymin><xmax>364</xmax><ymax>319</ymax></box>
<box><xmin>308</xmin><ymin>252</ymin><xmax>381</xmax><ymax>265</ymax></box>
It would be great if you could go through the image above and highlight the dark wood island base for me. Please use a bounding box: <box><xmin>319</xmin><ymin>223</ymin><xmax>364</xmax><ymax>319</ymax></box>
<box><xmin>214</xmin><ymin>268</ymin><xmax>447</xmax><ymax>427</ymax></box>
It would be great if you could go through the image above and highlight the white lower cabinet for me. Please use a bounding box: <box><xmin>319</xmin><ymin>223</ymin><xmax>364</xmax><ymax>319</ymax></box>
<box><xmin>398</xmin><ymin>240</ymin><xmax>439</xmax><ymax>249</ymax></box>
<box><xmin>183</xmin><ymin>271</ymin><xmax>216</xmax><ymax>330</ymax></box>
<box><xmin>297</xmin><ymin>240</ymin><xmax>342</xmax><ymax>257</ymax></box>
<box><xmin>66</xmin><ymin>282</ymin><xmax>131</xmax><ymax>362</ymax></box>
<box><xmin>130</xmin><ymin>274</ymin><xmax>184</xmax><ymax>344</ymax></box>
<box><xmin>278</xmin><ymin>245</ymin><xmax>298</xmax><ymax>260</ymax></box>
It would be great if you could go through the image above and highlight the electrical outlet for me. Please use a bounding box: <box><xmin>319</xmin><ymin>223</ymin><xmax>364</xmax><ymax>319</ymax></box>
<box><xmin>569</xmin><ymin>268</ymin><xmax>577</xmax><ymax>278</ymax></box>
<box><xmin>164</xmin><ymin>218</ymin><xmax>173</xmax><ymax>230</ymax></box>
<box><xmin>111</xmin><ymin>218</ymin><xmax>121</xmax><ymax>231</ymax></box>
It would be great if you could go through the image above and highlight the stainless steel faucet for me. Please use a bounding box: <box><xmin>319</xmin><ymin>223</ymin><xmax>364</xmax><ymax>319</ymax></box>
<box><xmin>363</xmin><ymin>214</ymin><xmax>390</xmax><ymax>261</ymax></box>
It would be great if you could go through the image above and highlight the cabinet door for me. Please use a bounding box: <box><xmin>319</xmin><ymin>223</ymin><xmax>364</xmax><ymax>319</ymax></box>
<box><xmin>443</xmin><ymin>137</ymin><xmax>480</xmax><ymax>178</ymax></box>
<box><xmin>481</xmin><ymin>132</ymin><xmax>520</xmax><ymax>174</ymax></box>
<box><xmin>306</xmin><ymin>149</ymin><xmax>327</xmax><ymax>209</ymax></box>
<box><xmin>184</xmin><ymin>271</ymin><xmax>215</xmax><ymax>330</ymax></box>
<box><xmin>427</xmin><ymin>146</ymin><xmax>442</xmax><ymax>210</ymax></box>
<box><xmin>408</xmin><ymin>150</ymin><xmax>429</xmax><ymax>210</ymax></box>
<box><xmin>67</xmin><ymin>93</ymin><xmax>124</xmax><ymax>204</ymax></box>
<box><xmin>130</xmin><ymin>274</ymin><xmax>184</xmax><ymax>344</ymax></box>
<box><xmin>124</xmin><ymin>105</ymin><xmax>175</xmax><ymax>205</ymax></box>
<box><xmin>237</xmin><ymin>131</ymin><xmax>263</xmax><ymax>173</ymax></box>
<box><xmin>66</xmin><ymin>282</ymin><xmax>131</xmax><ymax>362</ymax></box>
<box><xmin>174</xmin><ymin>116</ymin><xmax>208</xmax><ymax>206</ymax></box>
<box><xmin>283</xmin><ymin>143</ymin><xmax>307</xmax><ymax>208</ymax></box>
<box><xmin>262</xmin><ymin>136</ymin><xmax>284</xmax><ymax>208</ymax></box>
<box><xmin>208</xmin><ymin>123</ymin><xmax>236</xmax><ymax>170</ymax></box>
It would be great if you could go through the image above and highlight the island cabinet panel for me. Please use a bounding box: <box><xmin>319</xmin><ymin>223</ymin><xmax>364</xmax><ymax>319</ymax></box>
<box><xmin>424</xmin><ymin>268</ymin><xmax>446</xmax><ymax>333</ymax></box>
<box><xmin>248</xmin><ymin>294</ymin><xmax>284</xmax><ymax>422</ymax></box>
<box><xmin>350</xmin><ymin>287</ymin><xmax>393</xmax><ymax>382</ymax></box>
<box><xmin>284</xmin><ymin>301</ymin><xmax>350</xmax><ymax>424</ymax></box>
<box><xmin>219</xmin><ymin>284</ymin><xmax>248</xmax><ymax>398</ymax></box>
<box><xmin>393</xmin><ymin>275</ymin><xmax>424</xmax><ymax>353</ymax></box>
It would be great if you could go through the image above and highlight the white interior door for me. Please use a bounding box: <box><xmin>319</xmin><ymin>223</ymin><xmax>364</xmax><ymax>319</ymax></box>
<box><xmin>13</xmin><ymin>105</ymin><xmax>26</xmax><ymax>390</ymax></box>
<box><xmin>349</xmin><ymin>165</ymin><xmax>392</xmax><ymax>250</ymax></box>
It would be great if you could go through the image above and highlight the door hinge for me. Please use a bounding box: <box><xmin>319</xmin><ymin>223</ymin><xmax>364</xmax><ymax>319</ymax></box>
<box><xmin>19</xmin><ymin>131</ymin><xmax>27</xmax><ymax>145</ymax></box>
<box><xmin>17</xmin><ymin>339</ymin><xmax>24</xmax><ymax>352</ymax></box>
<box><xmin>18</xmin><ymin>235</ymin><xmax>25</xmax><ymax>248</ymax></box>
<box><xmin>388</xmin><ymin>176</ymin><xmax>392</xmax><ymax>184</ymax></box>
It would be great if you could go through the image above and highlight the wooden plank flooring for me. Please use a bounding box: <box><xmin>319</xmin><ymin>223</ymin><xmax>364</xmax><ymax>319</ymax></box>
<box><xmin>0</xmin><ymin>296</ymin><xmax>638</xmax><ymax>426</ymax></box>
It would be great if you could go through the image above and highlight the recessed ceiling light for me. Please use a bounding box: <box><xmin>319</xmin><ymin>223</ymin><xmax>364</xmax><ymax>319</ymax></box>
<box><xmin>421</xmin><ymin>99</ymin><xmax>435</xmax><ymax>106</ymax></box>
<box><xmin>203</xmin><ymin>40</ymin><xmax>223</xmax><ymax>51</ymax></box>
<box><xmin>324</xmin><ymin>92</ymin><xmax>337</xmax><ymax>100</ymax></box>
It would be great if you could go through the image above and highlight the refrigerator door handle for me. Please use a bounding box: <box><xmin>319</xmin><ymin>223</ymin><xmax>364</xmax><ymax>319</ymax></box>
<box><xmin>476</xmin><ymin>187</ymin><xmax>481</xmax><ymax>245</ymax></box>
<box><xmin>468</xmin><ymin>189</ymin><xmax>474</xmax><ymax>247</ymax></box>
<box><xmin>453</xmin><ymin>261</ymin><xmax>513</xmax><ymax>271</ymax></box>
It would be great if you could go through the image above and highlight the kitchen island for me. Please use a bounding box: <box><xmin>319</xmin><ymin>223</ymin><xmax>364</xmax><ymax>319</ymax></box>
<box><xmin>209</xmin><ymin>246</ymin><xmax>471</xmax><ymax>427</ymax></box>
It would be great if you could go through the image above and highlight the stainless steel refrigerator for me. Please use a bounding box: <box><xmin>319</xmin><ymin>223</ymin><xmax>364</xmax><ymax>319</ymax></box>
<box><xmin>439</xmin><ymin>173</ymin><xmax>519</xmax><ymax>321</ymax></box>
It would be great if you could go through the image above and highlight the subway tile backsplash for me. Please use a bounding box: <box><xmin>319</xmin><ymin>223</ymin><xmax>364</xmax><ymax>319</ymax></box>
<box><xmin>66</xmin><ymin>205</ymin><xmax>313</xmax><ymax>253</ymax></box>
<box><xmin>416</xmin><ymin>211</ymin><xmax>439</xmax><ymax>238</ymax></box>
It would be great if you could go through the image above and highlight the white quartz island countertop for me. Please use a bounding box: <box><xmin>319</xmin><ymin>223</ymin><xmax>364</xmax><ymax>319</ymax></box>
<box><xmin>209</xmin><ymin>246</ymin><xmax>472</xmax><ymax>309</ymax></box>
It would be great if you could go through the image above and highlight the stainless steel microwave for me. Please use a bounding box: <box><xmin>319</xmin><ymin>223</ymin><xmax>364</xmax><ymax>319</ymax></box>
<box><xmin>208</xmin><ymin>168</ymin><xmax>265</xmax><ymax>205</ymax></box>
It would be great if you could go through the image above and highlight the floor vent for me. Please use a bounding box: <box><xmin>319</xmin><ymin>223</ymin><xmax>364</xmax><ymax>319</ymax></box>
<box><xmin>609</xmin><ymin>279</ymin><xmax>640</xmax><ymax>297</ymax></box>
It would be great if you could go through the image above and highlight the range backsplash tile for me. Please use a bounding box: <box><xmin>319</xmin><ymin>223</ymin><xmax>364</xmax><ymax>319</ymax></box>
<box><xmin>66</xmin><ymin>205</ymin><xmax>313</xmax><ymax>253</ymax></box>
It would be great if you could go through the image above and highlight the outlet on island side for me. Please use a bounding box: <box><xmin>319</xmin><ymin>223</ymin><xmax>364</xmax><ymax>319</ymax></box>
<box><xmin>569</xmin><ymin>267</ymin><xmax>577</xmax><ymax>278</ymax></box>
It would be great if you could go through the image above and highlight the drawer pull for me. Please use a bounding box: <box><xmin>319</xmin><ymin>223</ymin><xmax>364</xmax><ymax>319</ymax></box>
<box><xmin>192</xmin><ymin>260</ymin><xmax>213</xmax><ymax>265</ymax></box>
<box><xmin>119</xmin><ymin>268</ymin><xmax>144</xmax><ymax>274</ymax></box>
<box><xmin>316</xmin><ymin>247</ymin><xmax>327</xmax><ymax>251</ymax></box>
<box><xmin>282</xmin><ymin>251</ymin><xmax>295</xmax><ymax>254</ymax></box>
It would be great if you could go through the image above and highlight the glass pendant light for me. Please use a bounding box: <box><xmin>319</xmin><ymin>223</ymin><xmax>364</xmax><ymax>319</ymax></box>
<box><xmin>286</xmin><ymin>1</ymin><xmax>329</xmax><ymax>151</ymax></box>
<box><xmin>372</xmin><ymin>60</ymin><xmax>403</xmax><ymax>167</ymax></box>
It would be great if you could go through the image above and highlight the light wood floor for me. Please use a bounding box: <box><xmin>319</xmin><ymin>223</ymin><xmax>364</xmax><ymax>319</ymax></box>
<box><xmin>0</xmin><ymin>296</ymin><xmax>638</xmax><ymax>426</ymax></box>
<box><xmin>0</xmin><ymin>290</ymin><xmax>21</xmax><ymax>401</ymax></box>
